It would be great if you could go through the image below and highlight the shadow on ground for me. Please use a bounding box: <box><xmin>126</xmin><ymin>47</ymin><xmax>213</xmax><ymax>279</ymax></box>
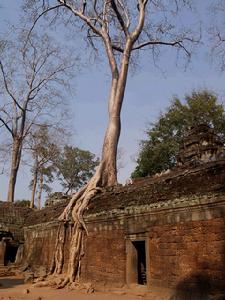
<box><xmin>170</xmin><ymin>272</ymin><xmax>213</xmax><ymax>300</ymax></box>
<box><xmin>0</xmin><ymin>277</ymin><xmax>24</xmax><ymax>289</ymax></box>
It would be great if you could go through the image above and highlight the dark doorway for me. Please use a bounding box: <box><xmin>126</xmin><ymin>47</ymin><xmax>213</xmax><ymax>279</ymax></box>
<box><xmin>132</xmin><ymin>241</ymin><xmax>147</xmax><ymax>285</ymax></box>
<box><xmin>4</xmin><ymin>243</ymin><xmax>18</xmax><ymax>265</ymax></box>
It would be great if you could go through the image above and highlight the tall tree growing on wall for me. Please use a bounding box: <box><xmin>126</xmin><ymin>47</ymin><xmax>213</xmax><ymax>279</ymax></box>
<box><xmin>26</xmin><ymin>0</ymin><xmax>199</xmax><ymax>286</ymax></box>
<box><xmin>0</xmin><ymin>29</ymin><xmax>74</xmax><ymax>203</ymax></box>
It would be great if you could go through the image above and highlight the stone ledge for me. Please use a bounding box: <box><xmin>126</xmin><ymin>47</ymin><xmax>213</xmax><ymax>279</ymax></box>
<box><xmin>85</xmin><ymin>193</ymin><xmax>225</xmax><ymax>222</ymax></box>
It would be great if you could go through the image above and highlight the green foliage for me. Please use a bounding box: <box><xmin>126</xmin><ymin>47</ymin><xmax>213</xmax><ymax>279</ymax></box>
<box><xmin>56</xmin><ymin>146</ymin><xmax>99</xmax><ymax>194</ymax></box>
<box><xmin>132</xmin><ymin>90</ymin><xmax>225</xmax><ymax>178</ymax></box>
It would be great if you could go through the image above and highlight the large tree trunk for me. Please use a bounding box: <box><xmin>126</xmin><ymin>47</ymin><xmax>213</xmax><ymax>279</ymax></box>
<box><xmin>30</xmin><ymin>160</ymin><xmax>38</xmax><ymax>208</ymax></box>
<box><xmin>49</xmin><ymin>46</ymin><xmax>132</xmax><ymax>287</ymax></box>
<box><xmin>7</xmin><ymin>137</ymin><xmax>22</xmax><ymax>203</ymax></box>
<box><xmin>37</xmin><ymin>172</ymin><xmax>44</xmax><ymax>210</ymax></box>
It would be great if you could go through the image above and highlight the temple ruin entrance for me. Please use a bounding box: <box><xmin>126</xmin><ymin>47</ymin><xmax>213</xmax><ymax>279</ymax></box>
<box><xmin>132</xmin><ymin>241</ymin><xmax>147</xmax><ymax>284</ymax></box>
<box><xmin>4</xmin><ymin>242</ymin><xmax>19</xmax><ymax>265</ymax></box>
<box><xmin>126</xmin><ymin>235</ymin><xmax>148</xmax><ymax>286</ymax></box>
<box><xmin>0</xmin><ymin>230</ymin><xmax>19</xmax><ymax>266</ymax></box>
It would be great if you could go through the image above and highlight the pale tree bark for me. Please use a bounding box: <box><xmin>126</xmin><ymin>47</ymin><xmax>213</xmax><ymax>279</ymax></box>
<box><xmin>7</xmin><ymin>137</ymin><xmax>22</xmax><ymax>202</ymax></box>
<box><xmin>6</xmin><ymin>103</ymin><xmax>29</xmax><ymax>202</ymax></box>
<box><xmin>37</xmin><ymin>173</ymin><xmax>44</xmax><ymax>210</ymax></box>
<box><xmin>7</xmin><ymin>101</ymin><xmax>27</xmax><ymax>202</ymax></box>
<box><xmin>30</xmin><ymin>157</ymin><xmax>38</xmax><ymax>208</ymax></box>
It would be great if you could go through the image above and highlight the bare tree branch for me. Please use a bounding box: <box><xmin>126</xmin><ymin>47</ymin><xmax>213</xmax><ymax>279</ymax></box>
<box><xmin>58</xmin><ymin>0</ymin><xmax>103</xmax><ymax>37</ymax></box>
<box><xmin>131</xmin><ymin>0</ymin><xmax>148</xmax><ymax>42</ymax></box>
<box><xmin>24</xmin><ymin>4</ymin><xmax>64</xmax><ymax>49</ymax></box>
<box><xmin>0</xmin><ymin>61</ymin><xmax>24</xmax><ymax>111</ymax></box>
<box><xmin>112</xmin><ymin>44</ymin><xmax>124</xmax><ymax>53</ymax></box>
<box><xmin>111</xmin><ymin>0</ymin><xmax>130</xmax><ymax>37</ymax></box>
<box><xmin>0</xmin><ymin>116</ymin><xmax>13</xmax><ymax>135</ymax></box>
<box><xmin>132</xmin><ymin>39</ymin><xmax>191</xmax><ymax>57</ymax></box>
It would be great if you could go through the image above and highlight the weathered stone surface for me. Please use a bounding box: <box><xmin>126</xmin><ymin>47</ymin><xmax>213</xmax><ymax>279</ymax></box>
<box><xmin>24</xmin><ymin>272</ymin><xmax>34</xmax><ymax>283</ymax></box>
<box><xmin>22</xmin><ymin>195</ymin><xmax>225</xmax><ymax>294</ymax></box>
<box><xmin>84</xmin><ymin>282</ymin><xmax>95</xmax><ymax>294</ymax></box>
<box><xmin>0</xmin><ymin>241</ymin><xmax>6</xmax><ymax>266</ymax></box>
<box><xmin>45</xmin><ymin>192</ymin><xmax>70</xmax><ymax>207</ymax></box>
<box><xmin>0</xmin><ymin>203</ymin><xmax>30</xmax><ymax>242</ymax></box>
<box><xmin>23</xmin><ymin>160</ymin><xmax>225</xmax><ymax>225</ymax></box>
<box><xmin>20</xmin><ymin>160</ymin><xmax>225</xmax><ymax>295</ymax></box>
<box><xmin>0</xmin><ymin>266</ymin><xmax>15</xmax><ymax>277</ymax></box>
<box><xmin>33</xmin><ymin>266</ymin><xmax>47</xmax><ymax>278</ymax></box>
<box><xmin>177</xmin><ymin>124</ymin><xmax>225</xmax><ymax>166</ymax></box>
<box><xmin>1</xmin><ymin>127</ymin><xmax>225</xmax><ymax>296</ymax></box>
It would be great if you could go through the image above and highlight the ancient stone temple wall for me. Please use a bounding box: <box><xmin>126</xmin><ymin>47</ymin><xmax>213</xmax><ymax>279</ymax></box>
<box><xmin>1</xmin><ymin>125</ymin><xmax>224</xmax><ymax>295</ymax></box>
<box><xmin>148</xmin><ymin>217</ymin><xmax>225</xmax><ymax>292</ymax></box>
<box><xmin>0</xmin><ymin>241</ymin><xmax>6</xmax><ymax>266</ymax></box>
<box><xmin>81</xmin><ymin>219</ymin><xmax>126</xmax><ymax>284</ymax></box>
<box><xmin>23</xmin><ymin>217</ymin><xmax>127</xmax><ymax>283</ymax></box>
<box><xmin>0</xmin><ymin>202</ymin><xmax>31</xmax><ymax>266</ymax></box>
<box><xmin>0</xmin><ymin>202</ymin><xmax>30</xmax><ymax>242</ymax></box>
<box><xmin>81</xmin><ymin>194</ymin><xmax>225</xmax><ymax>293</ymax></box>
<box><xmin>22</xmin><ymin>160</ymin><xmax>225</xmax><ymax>294</ymax></box>
<box><xmin>23</xmin><ymin>194</ymin><xmax>225</xmax><ymax>293</ymax></box>
<box><xmin>23</xmin><ymin>222</ymin><xmax>59</xmax><ymax>270</ymax></box>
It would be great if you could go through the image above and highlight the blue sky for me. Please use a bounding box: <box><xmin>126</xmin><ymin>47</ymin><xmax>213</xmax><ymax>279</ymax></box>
<box><xmin>1</xmin><ymin>1</ymin><xmax>225</xmax><ymax>202</ymax></box>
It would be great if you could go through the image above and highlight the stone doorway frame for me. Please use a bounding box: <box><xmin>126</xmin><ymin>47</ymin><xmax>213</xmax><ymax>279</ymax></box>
<box><xmin>125</xmin><ymin>233</ymin><xmax>150</xmax><ymax>287</ymax></box>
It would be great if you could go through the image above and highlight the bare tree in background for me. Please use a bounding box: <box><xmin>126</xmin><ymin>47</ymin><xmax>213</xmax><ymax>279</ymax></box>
<box><xmin>209</xmin><ymin>0</ymin><xmax>225</xmax><ymax>70</ymax></box>
<box><xmin>0</xmin><ymin>29</ymin><xmax>75</xmax><ymax>203</ymax></box>
<box><xmin>25</xmin><ymin>0</ymin><xmax>199</xmax><ymax>286</ymax></box>
<box><xmin>28</xmin><ymin>125</ymin><xmax>61</xmax><ymax>209</ymax></box>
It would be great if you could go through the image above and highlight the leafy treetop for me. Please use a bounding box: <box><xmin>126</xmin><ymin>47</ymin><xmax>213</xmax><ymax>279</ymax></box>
<box><xmin>132</xmin><ymin>90</ymin><xmax>225</xmax><ymax>178</ymax></box>
<box><xmin>56</xmin><ymin>146</ymin><xmax>99</xmax><ymax>194</ymax></box>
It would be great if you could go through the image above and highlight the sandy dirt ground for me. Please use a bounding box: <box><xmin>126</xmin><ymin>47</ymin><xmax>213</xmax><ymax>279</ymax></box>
<box><xmin>0</xmin><ymin>275</ymin><xmax>174</xmax><ymax>300</ymax></box>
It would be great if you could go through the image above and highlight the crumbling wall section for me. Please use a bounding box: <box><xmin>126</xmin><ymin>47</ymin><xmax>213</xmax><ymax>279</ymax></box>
<box><xmin>23</xmin><ymin>222</ymin><xmax>58</xmax><ymax>270</ymax></box>
<box><xmin>0</xmin><ymin>202</ymin><xmax>30</xmax><ymax>242</ymax></box>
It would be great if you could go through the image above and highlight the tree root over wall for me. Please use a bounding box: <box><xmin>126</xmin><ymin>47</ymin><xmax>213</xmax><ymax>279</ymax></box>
<box><xmin>48</xmin><ymin>168</ymin><xmax>104</xmax><ymax>288</ymax></box>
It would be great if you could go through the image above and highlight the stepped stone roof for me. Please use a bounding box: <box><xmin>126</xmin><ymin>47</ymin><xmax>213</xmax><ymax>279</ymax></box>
<box><xmin>24</xmin><ymin>159</ymin><xmax>225</xmax><ymax>226</ymax></box>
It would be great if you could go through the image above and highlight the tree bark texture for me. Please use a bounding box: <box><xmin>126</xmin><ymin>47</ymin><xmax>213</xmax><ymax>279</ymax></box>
<box><xmin>7</xmin><ymin>137</ymin><xmax>22</xmax><ymax>202</ymax></box>
<box><xmin>30</xmin><ymin>158</ymin><xmax>38</xmax><ymax>208</ymax></box>
<box><xmin>37</xmin><ymin>173</ymin><xmax>44</xmax><ymax>210</ymax></box>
